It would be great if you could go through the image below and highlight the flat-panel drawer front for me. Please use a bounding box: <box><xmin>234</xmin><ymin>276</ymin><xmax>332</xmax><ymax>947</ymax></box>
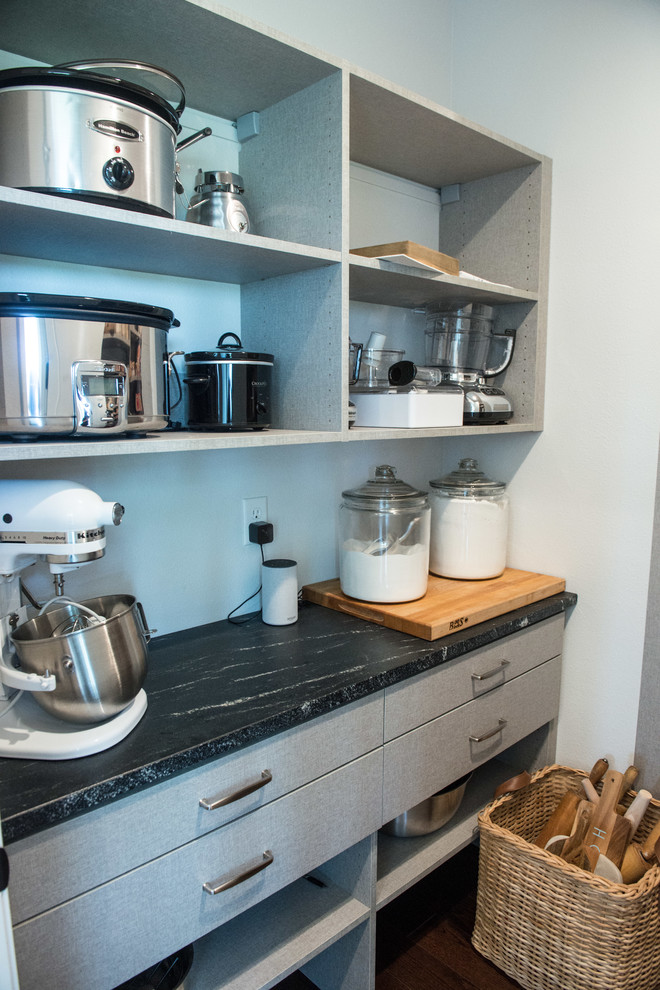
<box><xmin>382</xmin><ymin>655</ymin><xmax>561</xmax><ymax>824</ymax></box>
<box><xmin>9</xmin><ymin>692</ymin><xmax>383</xmax><ymax>924</ymax></box>
<box><xmin>13</xmin><ymin>747</ymin><xmax>383</xmax><ymax>990</ymax></box>
<box><xmin>384</xmin><ymin>614</ymin><xmax>563</xmax><ymax>741</ymax></box>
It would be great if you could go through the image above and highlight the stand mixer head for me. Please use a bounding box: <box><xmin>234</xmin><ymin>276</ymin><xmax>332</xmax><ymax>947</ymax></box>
<box><xmin>0</xmin><ymin>479</ymin><xmax>124</xmax><ymax>663</ymax></box>
<box><xmin>0</xmin><ymin>478</ymin><xmax>123</xmax><ymax>588</ymax></box>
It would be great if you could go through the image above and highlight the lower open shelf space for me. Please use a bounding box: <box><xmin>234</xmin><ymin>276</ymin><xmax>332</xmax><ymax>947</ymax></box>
<box><xmin>376</xmin><ymin>758</ymin><xmax>516</xmax><ymax>910</ymax></box>
<box><xmin>186</xmin><ymin>873</ymin><xmax>371</xmax><ymax>990</ymax></box>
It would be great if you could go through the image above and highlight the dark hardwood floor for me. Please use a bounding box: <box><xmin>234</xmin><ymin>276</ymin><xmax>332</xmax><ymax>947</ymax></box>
<box><xmin>276</xmin><ymin>844</ymin><xmax>522</xmax><ymax>990</ymax></box>
<box><xmin>374</xmin><ymin>844</ymin><xmax>521</xmax><ymax>990</ymax></box>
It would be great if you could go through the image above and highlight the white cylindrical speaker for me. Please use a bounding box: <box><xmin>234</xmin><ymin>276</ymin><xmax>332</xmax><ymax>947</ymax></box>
<box><xmin>261</xmin><ymin>559</ymin><xmax>298</xmax><ymax>625</ymax></box>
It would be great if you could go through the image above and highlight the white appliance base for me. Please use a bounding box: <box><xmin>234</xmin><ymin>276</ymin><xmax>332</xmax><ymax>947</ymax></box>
<box><xmin>0</xmin><ymin>690</ymin><xmax>147</xmax><ymax>760</ymax></box>
<box><xmin>351</xmin><ymin>389</ymin><xmax>464</xmax><ymax>428</ymax></box>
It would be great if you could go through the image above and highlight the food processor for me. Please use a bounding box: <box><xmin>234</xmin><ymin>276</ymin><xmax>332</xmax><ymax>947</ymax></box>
<box><xmin>0</xmin><ymin>480</ymin><xmax>149</xmax><ymax>759</ymax></box>
<box><xmin>424</xmin><ymin>303</ymin><xmax>516</xmax><ymax>424</ymax></box>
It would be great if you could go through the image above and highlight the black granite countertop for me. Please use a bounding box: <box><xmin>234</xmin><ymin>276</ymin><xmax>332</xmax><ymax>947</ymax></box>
<box><xmin>0</xmin><ymin>593</ymin><xmax>576</xmax><ymax>844</ymax></box>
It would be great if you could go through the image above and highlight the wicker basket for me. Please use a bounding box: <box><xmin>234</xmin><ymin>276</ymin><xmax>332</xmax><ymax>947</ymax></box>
<box><xmin>472</xmin><ymin>764</ymin><xmax>660</xmax><ymax>990</ymax></box>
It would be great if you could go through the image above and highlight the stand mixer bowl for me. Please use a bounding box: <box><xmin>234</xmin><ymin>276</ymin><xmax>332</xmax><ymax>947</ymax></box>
<box><xmin>11</xmin><ymin>594</ymin><xmax>151</xmax><ymax>724</ymax></box>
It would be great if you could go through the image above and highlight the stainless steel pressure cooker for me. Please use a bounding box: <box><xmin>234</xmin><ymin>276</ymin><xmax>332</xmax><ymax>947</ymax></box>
<box><xmin>0</xmin><ymin>292</ymin><xmax>180</xmax><ymax>438</ymax></box>
<box><xmin>0</xmin><ymin>60</ymin><xmax>211</xmax><ymax>217</ymax></box>
<box><xmin>184</xmin><ymin>333</ymin><xmax>273</xmax><ymax>431</ymax></box>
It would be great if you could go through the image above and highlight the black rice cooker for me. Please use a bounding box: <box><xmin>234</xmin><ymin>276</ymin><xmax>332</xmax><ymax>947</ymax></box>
<box><xmin>184</xmin><ymin>333</ymin><xmax>273</xmax><ymax>431</ymax></box>
<box><xmin>0</xmin><ymin>60</ymin><xmax>211</xmax><ymax>218</ymax></box>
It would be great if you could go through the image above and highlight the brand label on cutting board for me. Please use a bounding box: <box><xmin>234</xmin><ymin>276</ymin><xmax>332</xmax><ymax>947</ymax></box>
<box><xmin>449</xmin><ymin>615</ymin><xmax>470</xmax><ymax>630</ymax></box>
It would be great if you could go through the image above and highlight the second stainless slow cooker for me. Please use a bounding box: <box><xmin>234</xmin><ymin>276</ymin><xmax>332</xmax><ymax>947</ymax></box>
<box><xmin>0</xmin><ymin>292</ymin><xmax>180</xmax><ymax>438</ymax></box>
<box><xmin>184</xmin><ymin>333</ymin><xmax>273</xmax><ymax>431</ymax></box>
<box><xmin>0</xmin><ymin>60</ymin><xmax>210</xmax><ymax>218</ymax></box>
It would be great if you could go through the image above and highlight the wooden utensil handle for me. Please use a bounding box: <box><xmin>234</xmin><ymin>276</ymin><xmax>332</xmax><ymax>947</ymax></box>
<box><xmin>640</xmin><ymin>819</ymin><xmax>660</xmax><ymax>860</ymax></box>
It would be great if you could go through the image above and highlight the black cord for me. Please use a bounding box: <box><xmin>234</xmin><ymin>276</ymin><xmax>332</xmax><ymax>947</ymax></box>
<box><xmin>227</xmin><ymin>544</ymin><xmax>265</xmax><ymax>625</ymax></box>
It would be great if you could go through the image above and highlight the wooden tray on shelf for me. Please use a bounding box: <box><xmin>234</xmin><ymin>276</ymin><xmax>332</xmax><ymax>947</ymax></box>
<box><xmin>301</xmin><ymin>568</ymin><xmax>566</xmax><ymax>641</ymax></box>
<box><xmin>349</xmin><ymin>240</ymin><xmax>460</xmax><ymax>276</ymax></box>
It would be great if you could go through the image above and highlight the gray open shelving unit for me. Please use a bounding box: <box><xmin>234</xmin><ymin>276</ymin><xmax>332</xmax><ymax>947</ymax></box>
<box><xmin>0</xmin><ymin>0</ymin><xmax>550</xmax><ymax>459</ymax></box>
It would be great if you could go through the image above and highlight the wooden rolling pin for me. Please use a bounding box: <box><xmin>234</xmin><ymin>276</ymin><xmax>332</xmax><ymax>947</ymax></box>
<box><xmin>616</xmin><ymin>764</ymin><xmax>640</xmax><ymax>814</ymax></box>
<box><xmin>624</xmin><ymin>789</ymin><xmax>653</xmax><ymax>839</ymax></box>
<box><xmin>621</xmin><ymin>820</ymin><xmax>660</xmax><ymax>883</ymax></box>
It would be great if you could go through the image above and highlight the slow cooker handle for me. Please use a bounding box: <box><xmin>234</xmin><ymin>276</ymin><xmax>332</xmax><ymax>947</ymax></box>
<box><xmin>165</xmin><ymin>351</ymin><xmax>184</xmax><ymax>411</ymax></box>
<box><xmin>217</xmin><ymin>332</ymin><xmax>243</xmax><ymax>349</ymax></box>
<box><xmin>183</xmin><ymin>375</ymin><xmax>212</xmax><ymax>390</ymax></box>
<box><xmin>54</xmin><ymin>59</ymin><xmax>186</xmax><ymax>117</ymax></box>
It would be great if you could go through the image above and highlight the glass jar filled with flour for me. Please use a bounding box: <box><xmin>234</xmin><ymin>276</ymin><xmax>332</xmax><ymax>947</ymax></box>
<box><xmin>339</xmin><ymin>465</ymin><xmax>430</xmax><ymax>602</ymax></box>
<box><xmin>429</xmin><ymin>459</ymin><xmax>508</xmax><ymax>579</ymax></box>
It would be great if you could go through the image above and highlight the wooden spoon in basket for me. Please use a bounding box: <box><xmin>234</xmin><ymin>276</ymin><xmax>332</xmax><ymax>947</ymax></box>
<box><xmin>560</xmin><ymin>801</ymin><xmax>595</xmax><ymax>868</ymax></box>
<box><xmin>588</xmin><ymin>769</ymin><xmax>630</xmax><ymax>866</ymax></box>
<box><xmin>534</xmin><ymin>758</ymin><xmax>609</xmax><ymax>850</ymax></box>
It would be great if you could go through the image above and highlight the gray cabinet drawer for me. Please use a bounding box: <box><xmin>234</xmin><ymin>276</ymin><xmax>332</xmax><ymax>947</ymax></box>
<box><xmin>9</xmin><ymin>692</ymin><xmax>383</xmax><ymax>923</ymax></box>
<box><xmin>382</xmin><ymin>655</ymin><xmax>561</xmax><ymax>824</ymax></box>
<box><xmin>384</xmin><ymin>614</ymin><xmax>563</xmax><ymax>741</ymax></box>
<box><xmin>13</xmin><ymin>747</ymin><xmax>383</xmax><ymax>990</ymax></box>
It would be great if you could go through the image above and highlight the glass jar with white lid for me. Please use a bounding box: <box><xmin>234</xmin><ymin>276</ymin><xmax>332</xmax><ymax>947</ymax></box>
<box><xmin>429</xmin><ymin>458</ymin><xmax>508</xmax><ymax>579</ymax></box>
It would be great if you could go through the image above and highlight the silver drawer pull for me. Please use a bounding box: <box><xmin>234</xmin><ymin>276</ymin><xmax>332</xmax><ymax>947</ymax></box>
<box><xmin>471</xmin><ymin>660</ymin><xmax>510</xmax><ymax>681</ymax></box>
<box><xmin>203</xmin><ymin>850</ymin><xmax>274</xmax><ymax>895</ymax></box>
<box><xmin>199</xmin><ymin>769</ymin><xmax>272</xmax><ymax>810</ymax></box>
<box><xmin>469</xmin><ymin>718</ymin><xmax>507</xmax><ymax>743</ymax></box>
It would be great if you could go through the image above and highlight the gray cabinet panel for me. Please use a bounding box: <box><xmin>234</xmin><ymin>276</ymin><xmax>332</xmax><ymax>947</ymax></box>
<box><xmin>9</xmin><ymin>693</ymin><xmax>383</xmax><ymax>923</ymax></box>
<box><xmin>384</xmin><ymin>615</ymin><xmax>563</xmax><ymax>741</ymax></box>
<box><xmin>13</xmin><ymin>749</ymin><xmax>383</xmax><ymax>990</ymax></box>
<box><xmin>382</xmin><ymin>656</ymin><xmax>561</xmax><ymax>823</ymax></box>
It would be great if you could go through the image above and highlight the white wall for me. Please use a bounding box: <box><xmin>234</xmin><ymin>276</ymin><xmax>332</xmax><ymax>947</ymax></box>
<box><xmin>4</xmin><ymin>0</ymin><xmax>659</xmax><ymax>775</ymax></box>
<box><xmin>448</xmin><ymin>0</ymin><xmax>660</xmax><ymax>770</ymax></box>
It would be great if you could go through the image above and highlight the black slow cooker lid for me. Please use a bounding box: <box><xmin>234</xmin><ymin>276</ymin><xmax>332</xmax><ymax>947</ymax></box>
<box><xmin>185</xmin><ymin>332</ymin><xmax>273</xmax><ymax>363</ymax></box>
<box><xmin>185</xmin><ymin>349</ymin><xmax>274</xmax><ymax>363</ymax></box>
<box><xmin>0</xmin><ymin>65</ymin><xmax>182</xmax><ymax>133</ymax></box>
<box><xmin>0</xmin><ymin>293</ymin><xmax>179</xmax><ymax>330</ymax></box>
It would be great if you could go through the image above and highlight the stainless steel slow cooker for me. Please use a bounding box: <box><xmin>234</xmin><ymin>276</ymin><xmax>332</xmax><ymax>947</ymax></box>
<box><xmin>0</xmin><ymin>60</ymin><xmax>210</xmax><ymax>218</ymax></box>
<box><xmin>183</xmin><ymin>333</ymin><xmax>273</xmax><ymax>431</ymax></box>
<box><xmin>0</xmin><ymin>292</ymin><xmax>180</xmax><ymax>438</ymax></box>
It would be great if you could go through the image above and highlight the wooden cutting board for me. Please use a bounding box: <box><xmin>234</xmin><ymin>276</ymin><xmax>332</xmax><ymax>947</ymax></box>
<box><xmin>301</xmin><ymin>568</ymin><xmax>566</xmax><ymax>641</ymax></box>
<box><xmin>349</xmin><ymin>240</ymin><xmax>460</xmax><ymax>276</ymax></box>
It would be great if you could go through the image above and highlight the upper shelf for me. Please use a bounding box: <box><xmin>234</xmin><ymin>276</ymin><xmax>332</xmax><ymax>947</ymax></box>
<box><xmin>0</xmin><ymin>0</ymin><xmax>340</xmax><ymax>121</ymax></box>
<box><xmin>349</xmin><ymin>256</ymin><xmax>538</xmax><ymax>309</ymax></box>
<box><xmin>0</xmin><ymin>188</ymin><xmax>340</xmax><ymax>284</ymax></box>
<box><xmin>350</xmin><ymin>73</ymin><xmax>545</xmax><ymax>189</ymax></box>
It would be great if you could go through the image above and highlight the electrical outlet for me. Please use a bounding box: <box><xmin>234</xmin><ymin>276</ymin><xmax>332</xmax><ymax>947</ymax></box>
<box><xmin>242</xmin><ymin>496</ymin><xmax>268</xmax><ymax>545</ymax></box>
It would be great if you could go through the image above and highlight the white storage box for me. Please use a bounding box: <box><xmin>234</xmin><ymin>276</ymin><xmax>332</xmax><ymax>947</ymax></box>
<box><xmin>351</xmin><ymin>387</ymin><xmax>463</xmax><ymax>428</ymax></box>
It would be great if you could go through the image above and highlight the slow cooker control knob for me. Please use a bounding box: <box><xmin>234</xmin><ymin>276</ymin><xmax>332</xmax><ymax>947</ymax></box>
<box><xmin>103</xmin><ymin>157</ymin><xmax>135</xmax><ymax>190</ymax></box>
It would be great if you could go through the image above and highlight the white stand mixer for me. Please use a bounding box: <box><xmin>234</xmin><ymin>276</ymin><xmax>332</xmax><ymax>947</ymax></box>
<box><xmin>0</xmin><ymin>480</ymin><xmax>147</xmax><ymax>760</ymax></box>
